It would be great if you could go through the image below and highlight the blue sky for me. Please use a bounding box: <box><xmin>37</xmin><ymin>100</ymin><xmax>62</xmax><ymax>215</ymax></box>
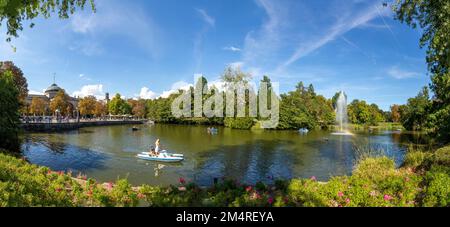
<box><xmin>0</xmin><ymin>0</ymin><xmax>429</xmax><ymax>110</ymax></box>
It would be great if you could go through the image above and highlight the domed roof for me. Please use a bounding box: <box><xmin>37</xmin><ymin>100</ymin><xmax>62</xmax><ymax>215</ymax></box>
<box><xmin>45</xmin><ymin>83</ymin><xmax>62</xmax><ymax>93</ymax></box>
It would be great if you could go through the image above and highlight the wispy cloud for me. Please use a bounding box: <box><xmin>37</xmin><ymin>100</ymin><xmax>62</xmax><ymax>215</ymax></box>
<box><xmin>281</xmin><ymin>3</ymin><xmax>388</xmax><ymax>69</ymax></box>
<box><xmin>196</xmin><ymin>8</ymin><xmax>216</xmax><ymax>27</ymax></box>
<box><xmin>194</xmin><ymin>8</ymin><xmax>215</xmax><ymax>72</ymax></box>
<box><xmin>340</xmin><ymin>36</ymin><xmax>377</xmax><ymax>64</ymax></box>
<box><xmin>79</xmin><ymin>74</ymin><xmax>92</xmax><ymax>81</ymax></box>
<box><xmin>223</xmin><ymin>46</ymin><xmax>242</xmax><ymax>52</ymax></box>
<box><xmin>388</xmin><ymin>66</ymin><xmax>420</xmax><ymax>79</ymax></box>
<box><xmin>228</xmin><ymin>61</ymin><xmax>245</xmax><ymax>69</ymax></box>
<box><xmin>68</xmin><ymin>0</ymin><xmax>163</xmax><ymax>58</ymax></box>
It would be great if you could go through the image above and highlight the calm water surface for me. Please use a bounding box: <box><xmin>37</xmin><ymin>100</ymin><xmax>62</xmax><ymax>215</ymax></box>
<box><xmin>21</xmin><ymin>124</ymin><xmax>427</xmax><ymax>186</ymax></box>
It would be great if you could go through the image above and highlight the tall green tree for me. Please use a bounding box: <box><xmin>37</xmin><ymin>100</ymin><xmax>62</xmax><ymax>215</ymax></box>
<box><xmin>0</xmin><ymin>61</ymin><xmax>28</xmax><ymax>104</ymax></box>
<box><xmin>221</xmin><ymin>67</ymin><xmax>255</xmax><ymax>129</ymax></box>
<box><xmin>0</xmin><ymin>70</ymin><xmax>20</xmax><ymax>152</ymax></box>
<box><xmin>278</xmin><ymin>82</ymin><xmax>334</xmax><ymax>130</ymax></box>
<box><xmin>348</xmin><ymin>100</ymin><xmax>384</xmax><ymax>126</ymax></box>
<box><xmin>108</xmin><ymin>94</ymin><xmax>131</xmax><ymax>115</ymax></box>
<box><xmin>0</xmin><ymin>0</ymin><xmax>95</xmax><ymax>42</ymax></box>
<box><xmin>399</xmin><ymin>87</ymin><xmax>432</xmax><ymax>131</ymax></box>
<box><xmin>393</xmin><ymin>0</ymin><xmax>450</xmax><ymax>141</ymax></box>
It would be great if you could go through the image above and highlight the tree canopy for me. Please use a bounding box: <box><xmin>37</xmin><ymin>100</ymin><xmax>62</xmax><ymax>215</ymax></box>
<box><xmin>393</xmin><ymin>0</ymin><xmax>450</xmax><ymax>142</ymax></box>
<box><xmin>108</xmin><ymin>94</ymin><xmax>131</xmax><ymax>115</ymax></box>
<box><xmin>0</xmin><ymin>70</ymin><xmax>20</xmax><ymax>152</ymax></box>
<box><xmin>0</xmin><ymin>61</ymin><xmax>28</xmax><ymax>105</ymax></box>
<box><xmin>0</xmin><ymin>0</ymin><xmax>96</xmax><ymax>42</ymax></box>
<box><xmin>49</xmin><ymin>90</ymin><xmax>71</xmax><ymax>116</ymax></box>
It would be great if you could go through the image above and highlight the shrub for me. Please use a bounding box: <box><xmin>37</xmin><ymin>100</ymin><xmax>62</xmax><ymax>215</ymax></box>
<box><xmin>402</xmin><ymin>150</ymin><xmax>432</xmax><ymax>169</ymax></box>
<box><xmin>224</xmin><ymin>117</ymin><xmax>255</xmax><ymax>129</ymax></box>
<box><xmin>433</xmin><ymin>146</ymin><xmax>450</xmax><ymax>166</ymax></box>
<box><xmin>422</xmin><ymin>168</ymin><xmax>450</xmax><ymax>207</ymax></box>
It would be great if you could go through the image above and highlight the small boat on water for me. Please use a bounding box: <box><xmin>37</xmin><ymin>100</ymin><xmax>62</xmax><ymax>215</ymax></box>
<box><xmin>137</xmin><ymin>151</ymin><xmax>184</xmax><ymax>163</ymax></box>
<box><xmin>207</xmin><ymin>127</ymin><xmax>218</xmax><ymax>134</ymax></box>
<box><xmin>132</xmin><ymin>126</ymin><xmax>139</xmax><ymax>131</ymax></box>
<box><xmin>298</xmin><ymin>128</ymin><xmax>309</xmax><ymax>134</ymax></box>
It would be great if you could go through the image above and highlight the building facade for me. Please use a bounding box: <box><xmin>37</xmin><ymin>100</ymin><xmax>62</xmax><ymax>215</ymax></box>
<box><xmin>26</xmin><ymin>83</ymin><xmax>79</xmax><ymax>114</ymax></box>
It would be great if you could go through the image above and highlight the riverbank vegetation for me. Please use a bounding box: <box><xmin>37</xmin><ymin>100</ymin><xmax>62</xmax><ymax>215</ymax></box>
<box><xmin>1</xmin><ymin>145</ymin><xmax>449</xmax><ymax>207</ymax></box>
<box><xmin>144</xmin><ymin>67</ymin><xmax>387</xmax><ymax>130</ymax></box>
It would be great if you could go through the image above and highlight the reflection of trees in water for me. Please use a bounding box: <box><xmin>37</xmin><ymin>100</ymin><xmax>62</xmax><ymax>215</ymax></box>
<box><xmin>22</xmin><ymin>135</ymin><xmax>67</xmax><ymax>154</ymax></box>
<box><xmin>194</xmin><ymin>140</ymin><xmax>296</xmax><ymax>185</ymax></box>
<box><xmin>393</xmin><ymin>132</ymin><xmax>436</xmax><ymax>151</ymax></box>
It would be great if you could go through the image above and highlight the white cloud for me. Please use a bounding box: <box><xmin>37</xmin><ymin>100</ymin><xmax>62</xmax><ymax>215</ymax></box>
<box><xmin>72</xmin><ymin>84</ymin><xmax>105</xmax><ymax>99</ymax></box>
<box><xmin>79</xmin><ymin>74</ymin><xmax>92</xmax><ymax>81</ymax></box>
<box><xmin>29</xmin><ymin>90</ymin><xmax>45</xmax><ymax>95</ymax></box>
<box><xmin>388</xmin><ymin>66</ymin><xmax>420</xmax><ymax>79</ymax></box>
<box><xmin>196</xmin><ymin>8</ymin><xmax>215</xmax><ymax>27</ymax></box>
<box><xmin>223</xmin><ymin>46</ymin><xmax>242</xmax><ymax>52</ymax></box>
<box><xmin>159</xmin><ymin>81</ymin><xmax>193</xmax><ymax>99</ymax></box>
<box><xmin>139</xmin><ymin>87</ymin><xmax>158</xmax><ymax>99</ymax></box>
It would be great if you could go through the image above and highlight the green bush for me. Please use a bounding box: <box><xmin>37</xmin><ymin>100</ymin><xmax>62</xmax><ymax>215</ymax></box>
<box><xmin>287</xmin><ymin>158</ymin><xmax>421</xmax><ymax>207</ymax></box>
<box><xmin>422</xmin><ymin>167</ymin><xmax>450</xmax><ymax>207</ymax></box>
<box><xmin>0</xmin><ymin>71</ymin><xmax>21</xmax><ymax>152</ymax></box>
<box><xmin>402</xmin><ymin>150</ymin><xmax>433</xmax><ymax>169</ymax></box>
<box><xmin>1</xmin><ymin>146</ymin><xmax>450</xmax><ymax>207</ymax></box>
<box><xmin>224</xmin><ymin>117</ymin><xmax>255</xmax><ymax>129</ymax></box>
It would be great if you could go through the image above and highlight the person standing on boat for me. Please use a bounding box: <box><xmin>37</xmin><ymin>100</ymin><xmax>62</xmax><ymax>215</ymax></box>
<box><xmin>155</xmin><ymin>139</ymin><xmax>161</xmax><ymax>155</ymax></box>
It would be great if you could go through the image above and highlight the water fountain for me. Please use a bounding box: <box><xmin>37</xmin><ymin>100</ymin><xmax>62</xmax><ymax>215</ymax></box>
<box><xmin>332</xmin><ymin>91</ymin><xmax>353</xmax><ymax>136</ymax></box>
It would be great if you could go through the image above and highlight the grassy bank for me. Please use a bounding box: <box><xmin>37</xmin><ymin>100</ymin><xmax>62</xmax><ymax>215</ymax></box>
<box><xmin>1</xmin><ymin>146</ymin><xmax>449</xmax><ymax>207</ymax></box>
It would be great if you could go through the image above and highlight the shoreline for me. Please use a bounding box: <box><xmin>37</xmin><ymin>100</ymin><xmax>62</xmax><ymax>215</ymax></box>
<box><xmin>20</xmin><ymin>120</ymin><xmax>145</xmax><ymax>132</ymax></box>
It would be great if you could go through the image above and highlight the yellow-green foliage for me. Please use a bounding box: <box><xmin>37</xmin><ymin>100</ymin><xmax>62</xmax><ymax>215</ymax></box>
<box><xmin>403</xmin><ymin>151</ymin><xmax>433</xmax><ymax>169</ymax></box>
<box><xmin>1</xmin><ymin>146</ymin><xmax>450</xmax><ymax>207</ymax></box>
<box><xmin>287</xmin><ymin>158</ymin><xmax>420</xmax><ymax>207</ymax></box>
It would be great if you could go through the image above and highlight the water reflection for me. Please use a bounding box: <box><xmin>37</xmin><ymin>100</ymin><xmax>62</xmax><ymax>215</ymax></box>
<box><xmin>20</xmin><ymin>125</ymin><xmax>432</xmax><ymax>186</ymax></box>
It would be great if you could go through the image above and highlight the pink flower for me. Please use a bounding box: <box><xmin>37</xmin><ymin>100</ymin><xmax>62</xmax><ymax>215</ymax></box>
<box><xmin>246</xmin><ymin>186</ymin><xmax>253</xmax><ymax>192</ymax></box>
<box><xmin>268</xmin><ymin>197</ymin><xmax>274</xmax><ymax>205</ymax></box>
<box><xmin>178</xmin><ymin>186</ymin><xmax>187</xmax><ymax>191</ymax></box>
<box><xmin>179</xmin><ymin>177</ymin><xmax>186</xmax><ymax>184</ymax></box>
<box><xmin>310</xmin><ymin>176</ymin><xmax>317</xmax><ymax>181</ymax></box>
<box><xmin>337</xmin><ymin>192</ymin><xmax>344</xmax><ymax>197</ymax></box>
<box><xmin>106</xmin><ymin>182</ymin><xmax>114</xmax><ymax>189</ymax></box>
<box><xmin>345</xmin><ymin>198</ymin><xmax>351</xmax><ymax>204</ymax></box>
<box><xmin>384</xmin><ymin>194</ymin><xmax>393</xmax><ymax>201</ymax></box>
<box><xmin>137</xmin><ymin>193</ymin><xmax>145</xmax><ymax>199</ymax></box>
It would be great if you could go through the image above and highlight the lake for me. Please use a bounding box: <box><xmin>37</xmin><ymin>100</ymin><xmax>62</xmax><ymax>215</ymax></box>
<box><xmin>20</xmin><ymin>124</ymin><xmax>427</xmax><ymax>186</ymax></box>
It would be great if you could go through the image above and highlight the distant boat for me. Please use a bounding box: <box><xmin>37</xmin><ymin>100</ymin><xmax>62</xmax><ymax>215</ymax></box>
<box><xmin>298</xmin><ymin>128</ymin><xmax>309</xmax><ymax>134</ymax></box>
<box><xmin>207</xmin><ymin>127</ymin><xmax>218</xmax><ymax>134</ymax></box>
<box><xmin>132</xmin><ymin>126</ymin><xmax>139</xmax><ymax>131</ymax></box>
